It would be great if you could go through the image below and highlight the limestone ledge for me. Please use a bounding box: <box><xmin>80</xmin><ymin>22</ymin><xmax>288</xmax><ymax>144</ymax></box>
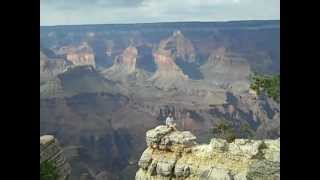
<box><xmin>136</xmin><ymin>125</ymin><xmax>280</xmax><ymax>180</ymax></box>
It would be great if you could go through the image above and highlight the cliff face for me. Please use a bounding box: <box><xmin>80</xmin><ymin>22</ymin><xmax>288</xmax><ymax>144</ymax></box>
<box><xmin>107</xmin><ymin>46</ymin><xmax>138</xmax><ymax>73</ymax></box>
<box><xmin>40</xmin><ymin>22</ymin><xmax>280</xmax><ymax>179</ymax></box>
<box><xmin>136</xmin><ymin>126</ymin><xmax>280</xmax><ymax>180</ymax></box>
<box><xmin>200</xmin><ymin>47</ymin><xmax>251</xmax><ymax>92</ymax></box>
<box><xmin>40</xmin><ymin>51</ymin><xmax>71</xmax><ymax>82</ymax></box>
<box><xmin>147</xmin><ymin>31</ymin><xmax>195</xmax><ymax>89</ymax></box>
<box><xmin>64</xmin><ymin>42</ymin><xmax>96</xmax><ymax>68</ymax></box>
<box><xmin>159</xmin><ymin>30</ymin><xmax>196</xmax><ymax>63</ymax></box>
<box><xmin>103</xmin><ymin>46</ymin><xmax>150</xmax><ymax>83</ymax></box>
<box><xmin>40</xmin><ymin>135</ymin><xmax>71</xmax><ymax>180</ymax></box>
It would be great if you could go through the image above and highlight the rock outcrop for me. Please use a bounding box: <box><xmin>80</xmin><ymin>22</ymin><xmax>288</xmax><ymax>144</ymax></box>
<box><xmin>64</xmin><ymin>42</ymin><xmax>96</xmax><ymax>68</ymax></box>
<box><xmin>136</xmin><ymin>126</ymin><xmax>280</xmax><ymax>180</ymax></box>
<box><xmin>111</xmin><ymin>46</ymin><xmax>138</xmax><ymax>73</ymax></box>
<box><xmin>148</xmin><ymin>30</ymin><xmax>197</xmax><ymax>90</ymax></box>
<box><xmin>103</xmin><ymin>46</ymin><xmax>150</xmax><ymax>83</ymax></box>
<box><xmin>40</xmin><ymin>51</ymin><xmax>71</xmax><ymax>82</ymax></box>
<box><xmin>159</xmin><ymin>30</ymin><xmax>196</xmax><ymax>63</ymax></box>
<box><xmin>40</xmin><ymin>135</ymin><xmax>71</xmax><ymax>180</ymax></box>
<box><xmin>200</xmin><ymin>48</ymin><xmax>251</xmax><ymax>92</ymax></box>
<box><xmin>149</xmin><ymin>49</ymin><xmax>189</xmax><ymax>90</ymax></box>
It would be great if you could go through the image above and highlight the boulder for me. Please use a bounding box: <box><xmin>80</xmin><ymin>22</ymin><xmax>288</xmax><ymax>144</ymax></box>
<box><xmin>156</xmin><ymin>159</ymin><xmax>176</xmax><ymax>176</ymax></box>
<box><xmin>210</xmin><ymin>138</ymin><xmax>228</xmax><ymax>152</ymax></box>
<box><xmin>146</xmin><ymin>126</ymin><xmax>173</xmax><ymax>147</ymax></box>
<box><xmin>146</xmin><ymin>125</ymin><xmax>197</xmax><ymax>151</ymax></box>
<box><xmin>233</xmin><ymin>171</ymin><xmax>248</xmax><ymax>180</ymax></box>
<box><xmin>263</xmin><ymin>139</ymin><xmax>280</xmax><ymax>162</ymax></box>
<box><xmin>228</xmin><ymin>139</ymin><xmax>263</xmax><ymax>158</ymax></box>
<box><xmin>201</xmin><ymin>168</ymin><xmax>232</xmax><ymax>180</ymax></box>
<box><xmin>147</xmin><ymin>160</ymin><xmax>158</xmax><ymax>176</ymax></box>
<box><xmin>174</xmin><ymin>164</ymin><xmax>191</xmax><ymax>178</ymax></box>
<box><xmin>166</xmin><ymin>131</ymin><xmax>197</xmax><ymax>146</ymax></box>
<box><xmin>138</xmin><ymin>148</ymin><xmax>153</xmax><ymax>170</ymax></box>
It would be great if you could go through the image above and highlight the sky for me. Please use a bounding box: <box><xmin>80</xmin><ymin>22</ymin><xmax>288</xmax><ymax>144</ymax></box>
<box><xmin>40</xmin><ymin>0</ymin><xmax>280</xmax><ymax>26</ymax></box>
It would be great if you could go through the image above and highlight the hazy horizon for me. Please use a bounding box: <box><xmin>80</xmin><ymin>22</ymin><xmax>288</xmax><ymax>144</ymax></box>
<box><xmin>41</xmin><ymin>0</ymin><xmax>280</xmax><ymax>26</ymax></box>
<box><xmin>40</xmin><ymin>19</ymin><xmax>279</xmax><ymax>27</ymax></box>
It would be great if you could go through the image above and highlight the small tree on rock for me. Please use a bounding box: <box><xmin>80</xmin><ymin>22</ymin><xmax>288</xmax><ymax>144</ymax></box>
<box><xmin>212</xmin><ymin>120</ymin><xmax>237</xmax><ymax>143</ymax></box>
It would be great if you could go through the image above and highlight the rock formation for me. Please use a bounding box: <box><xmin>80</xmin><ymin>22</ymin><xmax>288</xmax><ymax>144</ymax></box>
<box><xmin>40</xmin><ymin>51</ymin><xmax>71</xmax><ymax>82</ymax></box>
<box><xmin>200</xmin><ymin>47</ymin><xmax>251</xmax><ymax>92</ymax></box>
<box><xmin>159</xmin><ymin>30</ymin><xmax>196</xmax><ymax>63</ymax></box>
<box><xmin>114</xmin><ymin>46</ymin><xmax>138</xmax><ymax>73</ymax></box>
<box><xmin>40</xmin><ymin>135</ymin><xmax>71</xmax><ymax>180</ymax></box>
<box><xmin>103</xmin><ymin>46</ymin><xmax>150</xmax><ymax>83</ymax></box>
<box><xmin>149</xmin><ymin>49</ymin><xmax>189</xmax><ymax>89</ymax></box>
<box><xmin>148</xmin><ymin>30</ymin><xmax>201</xmax><ymax>89</ymax></box>
<box><xmin>64</xmin><ymin>42</ymin><xmax>96</xmax><ymax>68</ymax></box>
<box><xmin>136</xmin><ymin>126</ymin><xmax>280</xmax><ymax>180</ymax></box>
<box><xmin>40</xmin><ymin>21</ymin><xmax>280</xmax><ymax>179</ymax></box>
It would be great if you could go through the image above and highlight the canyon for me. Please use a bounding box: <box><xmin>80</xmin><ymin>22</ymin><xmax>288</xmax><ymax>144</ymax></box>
<box><xmin>40</xmin><ymin>21</ymin><xmax>280</xmax><ymax>180</ymax></box>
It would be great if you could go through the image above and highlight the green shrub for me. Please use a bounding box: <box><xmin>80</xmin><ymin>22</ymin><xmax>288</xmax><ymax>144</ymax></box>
<box><xmin>239</xmin><ymin>122</ymin><xmax>255</xmax><ymax>139</ymax></box>
<box><xmin>40</xmin><ymin>160</ymin><xmax>60</xmax><ymax>180</ymax></box>
<box><xmin>250</xmin><ymin>73</ymin><xmax>280</xmax><ymax>102</ymax></box>
<box><xmin>212</xmin><ymin>120</ymin><xmax>237</xmax><ymax>143</ymax></box>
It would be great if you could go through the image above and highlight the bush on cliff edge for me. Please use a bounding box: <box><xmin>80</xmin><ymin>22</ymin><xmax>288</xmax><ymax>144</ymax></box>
<box><xmin>40</xmin><ymin>160</ymin><xmax>60</xmax><ymax>180</ymax></box>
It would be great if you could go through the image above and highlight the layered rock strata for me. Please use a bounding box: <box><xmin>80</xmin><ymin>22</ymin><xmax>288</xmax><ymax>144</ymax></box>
<box><xmin>40</xmin><ymin>135</ymin><xmax>71</xmax><ymax>180</ymax></box>
<box><xmin>136</xmin><ymin>126</ymin><xmax>280</xmax><ymax>180</ymax></box>
<box><xmin>103</xmin><ymin>46</ymin><xmax>151</xmax><ymax>83</ymax></box>
<box><xmin>65</xmin><ymin>42</ymin><xmax>96</xmax><ymax>68</ymax></box>
<box><xmin>159</xmin><ymin>30</ymin><xmax>196</xmax><ymax>63</ymax></box>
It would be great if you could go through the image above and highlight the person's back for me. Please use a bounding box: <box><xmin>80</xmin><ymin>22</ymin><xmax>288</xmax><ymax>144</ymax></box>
<box><xmin>165</xmin><ymin>113</ymin><xmax>177</xmax><ymax>130</ymax></box>
<box><xmin>166</xmin><ymin>116</ymin><xmax>173</xmax><ymax>126</ymax></box>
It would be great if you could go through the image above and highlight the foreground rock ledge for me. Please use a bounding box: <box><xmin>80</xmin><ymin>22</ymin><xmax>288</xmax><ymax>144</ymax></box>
<box><xmin>136</xmin><ymin>125</ymin><xmax>280</xmax><ymax>180</ymax></box>
<box><xmin>40</xmin><ymin>135</ymin><xmax>71</xmax><ymax>180</ymax></box>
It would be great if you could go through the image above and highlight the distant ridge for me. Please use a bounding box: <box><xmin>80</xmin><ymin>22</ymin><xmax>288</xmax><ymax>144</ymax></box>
<box><xmin>40</xmin><ymin>20</ymin><xmax>280</xmax><ymax>29</ymax></box>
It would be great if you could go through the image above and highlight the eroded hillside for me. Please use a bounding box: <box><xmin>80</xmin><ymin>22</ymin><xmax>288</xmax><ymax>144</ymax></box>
<box><xmin>40</xmin><ymin>21</ymin><xmax>280</xmax><ymax>180</ymax></box>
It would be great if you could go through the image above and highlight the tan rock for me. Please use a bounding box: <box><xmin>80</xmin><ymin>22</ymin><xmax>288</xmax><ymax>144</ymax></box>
<box><xmin>135</xmin><ymin>126</ymin><xmax>280</xmax><ymax>180</ymax></box>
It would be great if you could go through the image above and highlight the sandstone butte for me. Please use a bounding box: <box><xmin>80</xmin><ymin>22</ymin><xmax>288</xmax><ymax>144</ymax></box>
<box><xmin>136</xmin><ymin>125</ymin><xmax>280</xmax><ymax>180</ymax></box>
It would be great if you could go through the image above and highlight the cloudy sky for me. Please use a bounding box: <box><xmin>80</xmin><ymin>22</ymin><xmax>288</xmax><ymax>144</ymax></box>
<box><xmin>40</xmin><ymin>0</ymin><xmax>280</xmax><ymax>26</ymax></box>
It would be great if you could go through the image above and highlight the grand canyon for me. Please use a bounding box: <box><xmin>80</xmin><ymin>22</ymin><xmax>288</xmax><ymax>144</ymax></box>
<box><xmin>40</xmin><ymin>20</ymin><xmax>280</xmax><ymax>180</ymax></box>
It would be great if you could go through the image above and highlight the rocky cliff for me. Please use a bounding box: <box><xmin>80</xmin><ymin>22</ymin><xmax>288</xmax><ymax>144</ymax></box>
<box><xmin>41</xmin><ymin>21</ymin><xmax>280</xmax><ymax>179</ymax></box>
<box><xmin>136</xmin><ymin>126</ymin><xmax>280</xmax><ymax>180</ymax></box>
<box><xmin>148</xmin><ymin>30</ymin><xmax>195</xmax><ymax>89</ymax></box>
<box><xmin>64</xmin><ymin>42</ymin><xmax>96</xmax><ymax>68</ymax></box>
<box><xmin>158</xmin><ymin>30</ymin><xmax>196</xmax><ymax>63</ymax></box>
<box><xmin>200</xmin><ymin>47</ymin><xmax>251</xmax><ymax>92</ymax></box>
<box><xmin>40</xmin><ymin>51</ymin><xmax>71</xmax><ymax>82</ymax></box>
<box><xmin>149</xmin><ymin>49</ymin><xmax>189</xmax><ymax>89</ymax></box>
<box><xmin>103</xmin><ymin>46</ymin><xmax>150</xmax><ymax>83</ymax></box>
<box><xmin>40</xmin><ymin>135</ymin><xmax>71</xmax><ymax>180</ymax></box>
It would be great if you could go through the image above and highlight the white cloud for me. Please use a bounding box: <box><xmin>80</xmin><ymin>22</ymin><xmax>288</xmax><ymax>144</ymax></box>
<box><xmin>41</xmin><ymin>0</ymin><xmax>279</xmax><ymax>26</ymax></box>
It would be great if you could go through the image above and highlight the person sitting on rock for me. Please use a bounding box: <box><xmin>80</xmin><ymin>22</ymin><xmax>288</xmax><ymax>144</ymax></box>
<box><xmin>166</xmin><ymin>113</ymin><xmax>177</xmax><ymax>130</ymax></box>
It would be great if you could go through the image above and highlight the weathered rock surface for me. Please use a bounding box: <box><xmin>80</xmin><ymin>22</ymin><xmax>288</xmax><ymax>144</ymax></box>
<box><xmin>200</xmin><ymin>47</ymin><xmax>251</xmax><ymax>92</ymax></box>
<box><xmin>64</xmin><ymin>42</ymin><xmax>96</xmax><ymax>68</ymax></box>
<box><xmin>146</xmin><ymin>125</ymin><xmax>197</xmax><ymax>151</ymax></box>
<box><xmin>159</xmin><ymin>30</ymin><xmax>196</xmax><ymax>63</ymax></box>
<box><xmin>107</xmin><ymin>46</ymin><xmax>138</xmax><ymax>74</ymax></box>
<box><xmin>40</xmin><ymin>51</ymin><xmax>71</xmax><ymax>82</ymax></box>
<box><xmin>136</xmin><ymin>126</ymin><xmax>280</xmax><ymax>180</ymax></box>
<box><xmin>103</xmin><ymin>46</ymin><xmax>150</xmax><ymax>83</ymax></box>
<box><xmin>40</xmin><ymin>135</ymin><xmax>71</xmax><ymax>180</ymax></box>
<box><xmin>149</xmin><ymin>49</ymin><xmax>189</xmax><ymax>89</ymax></box>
